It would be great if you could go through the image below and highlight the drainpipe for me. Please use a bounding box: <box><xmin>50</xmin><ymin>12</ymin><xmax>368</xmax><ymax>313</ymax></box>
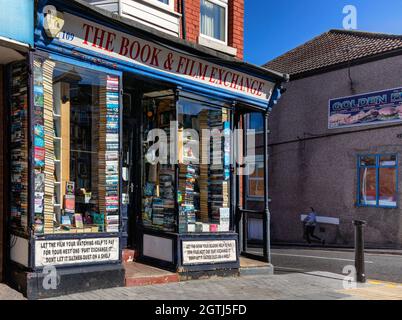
<box><xmin>181</xmin><ymin>0</ymin><xmax>186</xmax><ymax>40</ymax></box>
<box><xmin>118</xmin><ymin>0</ymin><xmax>122</xmax><ymax>17</ymax></box>
<box><xmin>263</xmin><ymin>84</ymin><xmax>286</xmax><ymax>263</ymax></box>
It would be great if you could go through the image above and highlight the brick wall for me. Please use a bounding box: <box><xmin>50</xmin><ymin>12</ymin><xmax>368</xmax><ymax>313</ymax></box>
<box><xmin>228</xmin><ymin>0</ymin><xmax>244</xmax><ymax>60</ymax></box>
<box><xmin>182</xmin><ymin>0</ymin><xmax>244</xmax><ymax>60</ymax></box>
<box><xmin>184</xmin><ymin>0</ymin><xmax>201</xmax><ymax>44</ymax></box>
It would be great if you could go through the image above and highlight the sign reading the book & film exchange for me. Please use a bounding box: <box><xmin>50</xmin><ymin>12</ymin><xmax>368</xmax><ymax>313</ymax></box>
<box><xmin>42</xmin><ymin>6</ymin><xmax>274</xmax><ymax>102</ymax></box>
<box><xmin>35</xmin><ymin>238</ymin><xmax>119</xmax><ymax>267</ymax></box>
<box><xmin>182</xmin><ymin>240</ymin><xmax>237</xmax><ymax>265</ymax></box>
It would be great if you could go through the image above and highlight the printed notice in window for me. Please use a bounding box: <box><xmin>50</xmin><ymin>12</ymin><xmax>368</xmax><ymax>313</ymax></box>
<box><xmin>182</xmin><ymin>240</ymin><xmax>237</xmax><ymax>265</ymax></box>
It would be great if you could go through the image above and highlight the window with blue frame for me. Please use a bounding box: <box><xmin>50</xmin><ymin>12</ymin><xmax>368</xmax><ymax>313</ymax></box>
<box><xmin>357</xmin><ymin>154</ymin><xmax>398</xmax><ymax>208</ymax></box>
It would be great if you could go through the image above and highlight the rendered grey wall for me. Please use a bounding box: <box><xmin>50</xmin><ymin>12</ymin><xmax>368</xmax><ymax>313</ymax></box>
<box><xmin>268</xmin><ymin>54</ymin><xmax>402</xmax><ymax>248</ymax></box>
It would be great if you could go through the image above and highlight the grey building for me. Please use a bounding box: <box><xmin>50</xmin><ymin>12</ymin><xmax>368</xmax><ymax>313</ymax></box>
<box><xmin>264</xmin><ymin>29</ymin><xmax>402</xmax><ymax>249</ymax></box>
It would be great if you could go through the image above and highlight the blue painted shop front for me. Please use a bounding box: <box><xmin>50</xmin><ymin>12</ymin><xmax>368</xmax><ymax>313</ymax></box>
<box><xmin>4</xmin><ymin>0</ymin><xmax>286</xmax><ymax>298</ymax></box>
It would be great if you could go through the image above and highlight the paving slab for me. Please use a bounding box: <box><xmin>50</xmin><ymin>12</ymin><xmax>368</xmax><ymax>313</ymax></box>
<box><xmin>0</xmin><ymin>284</ymin><xmax>25</xmax><ymax>300</ymax></box>
<box><xmin>1</xmin><ymin>271</ymin><xmax>401</xmax><ymax>300</ymax></box>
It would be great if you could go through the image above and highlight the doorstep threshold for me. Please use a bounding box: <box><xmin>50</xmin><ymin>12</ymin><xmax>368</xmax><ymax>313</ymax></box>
<box><xmin>123</xmin><ymin>262</ymin><xmax>179</xmax><ymax>287</ymax></box>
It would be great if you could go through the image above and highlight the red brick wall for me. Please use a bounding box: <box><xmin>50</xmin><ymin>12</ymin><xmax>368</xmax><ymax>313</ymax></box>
<box><xmin>181</xmin><ymin>0</ymin><xmax>244</xmax><ymax>60</ymax></box>
<box><xmin>183</xmin><ymin>0</ymin><xmax>201</xmax><ymax>44</ymax></box>
<box><xmin>228</xmin><ymin>0</ymin><xmax>244</xmax><ymax>60</ymax></box>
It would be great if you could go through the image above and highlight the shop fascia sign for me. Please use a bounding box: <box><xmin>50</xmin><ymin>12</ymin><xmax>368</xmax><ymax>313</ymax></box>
<box><xmin>328</xmin><ymin>87</ymin><xmax>402</xmax><ymax>129</ymax></box>
<box><xmin>42</xmin><ymin>6</ymin><xmax>274</xmax><ymax>102</ymax></box>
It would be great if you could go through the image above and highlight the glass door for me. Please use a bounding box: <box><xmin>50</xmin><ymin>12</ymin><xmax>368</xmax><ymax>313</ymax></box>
<box><xmin>122</xmin><ymin>91</ymin><xmax>141</xmax><ymax>249</ymax></box>
<box><xmin>235</xmin><ymin>107</ymin><xmax>270</xmax><ymax>262</ymax></box>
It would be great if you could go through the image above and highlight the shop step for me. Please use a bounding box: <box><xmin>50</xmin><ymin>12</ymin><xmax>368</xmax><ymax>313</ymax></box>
<box><xmin>124</xmin><ymin>262</ymin><xmax>179</xmax><ymax>287</ymax></box>
<box><xmin>239</xmin><ymin>257</ymin><xmax>274</xmax><ymax>276</ymax></box>
<box><xmin>122</xmin><ymin>249</ymin><xmax>138</xmax><ymax>263</ymax></box>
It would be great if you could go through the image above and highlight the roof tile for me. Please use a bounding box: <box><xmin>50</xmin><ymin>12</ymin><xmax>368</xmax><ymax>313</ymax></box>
<box><xmin>263</xmin><ymin>29</ymin><xmax>402</xmax><ymax>77</ymax></box>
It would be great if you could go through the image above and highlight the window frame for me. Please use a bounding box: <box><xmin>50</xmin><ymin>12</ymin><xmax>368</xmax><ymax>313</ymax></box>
<box><xmin>246</xmin><ymin>156</ymin><xmax>265</xmax><ymax>201</ymax></box>
<box><xmin>143</xmin><ymin>0</ymin><xmax>175</xmax><ymax>11</ymax></box>
<box><xmin>357</xmin><ymin>154</ymin><xmax>398</xmax><ymax>209</ymax></box>
<box><xmin>199</xmin><ymin>0</ymin><xmax>229</xmax><ymax>45</ymax></box>
<box><xmin>31</xmin><ymin>52</ymin><xmax>123</xmax><ymax>237</ymax></box>
<box><xmin>245</xmin><ymin>113</ymin><xmax>265</xmax><ymax>201</ymax></box>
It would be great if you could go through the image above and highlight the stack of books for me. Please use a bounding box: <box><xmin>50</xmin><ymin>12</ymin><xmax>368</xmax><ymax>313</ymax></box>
<box><xmin>178</xmin><ymin>164</ymin><xmax>199</xmax><ymax>232</ymax></box>
<box><xmin>198</xmin><ymin>110</ymin><xmax>209</xmax><ymax>223</ymax></box>
<box><xmin>103</xmin><ymin>75</ymin><xmax>120</xmax><ymax>233</ymax></box>
<box><xmin>10</xmin><ymin>61</ymin><xmax>29</xmax><ymax>232</ymax></box>
<box><xmin>43</xmin><ymin>60</ymin><xmax>57</xmax><ymax>234</ymax></box>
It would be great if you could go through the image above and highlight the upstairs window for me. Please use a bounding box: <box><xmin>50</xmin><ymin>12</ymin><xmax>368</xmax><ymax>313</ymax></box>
<box><xmin>144</xmin><ymin>0</ymin><xmax>175</xmax><ymax>11</ymax></box>
<box><xmin>200</xmin><ymin>0</ymin><xmax>228</xmax><ymax>43</ymax></box>
<box><xmin>358</xmin><ymin>154</ymin><xmax>398</xmax><ymax>208</ymax></box>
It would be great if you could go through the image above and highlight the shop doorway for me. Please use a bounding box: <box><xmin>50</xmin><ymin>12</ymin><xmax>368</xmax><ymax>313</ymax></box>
<box><xmin>0</xmin><ymin>47</ymin><xmax>27</xmax><ymax>282</ymax></box>
<box><xmin>235</xmin><ymin>108</ymin><xmax>270</xmax><ymax>262</ymax></box>
<box><xmin>122</xmin><ymin>75</ymin><xmax>175</xmax><ymax>251</ymax></box>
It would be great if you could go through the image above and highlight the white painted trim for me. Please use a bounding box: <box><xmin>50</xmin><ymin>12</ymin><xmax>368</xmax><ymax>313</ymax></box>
<box><xmin>200</xmin><ymin>0</ymin><xmax>228</xmax><ymax>45</ymax></box>
<box><xmin>198</xmin><ymin>34</ymin><xmax>237</xmax><ymax>56</ymax></box>
<box><xmin>142</xmin><ymin>0</ymin><xmax>175</xmax><ymax>12</ymax></box>
<box><xmin>0</xmin><ymin>36</ymin><xmax>30</xmax><ymax>51</ymax></box>
<box><xmin>143</xmin><ymin>234</ymin><xmax>174</xmax><ymax>262</ymax></box>
<box><xmin>300</xmin><ymin>215</ymin><xmax>340</xmax><ymax>225</ymax></box>
<box><xmin>121</xmin><ymin>0</ymin><xmax>181</xmax><ymax>36</ymax></box>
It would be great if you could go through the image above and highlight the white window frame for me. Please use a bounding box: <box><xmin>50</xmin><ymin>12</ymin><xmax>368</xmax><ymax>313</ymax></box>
<box><xmin>142</xmin><ymin>0</ymin><xmax>175</xmax><ymax>11</ymax></box>
<box><xmin>200</xmin><ymin>0</ymin><xmax>228</xmax><ymax>45</ymax></box>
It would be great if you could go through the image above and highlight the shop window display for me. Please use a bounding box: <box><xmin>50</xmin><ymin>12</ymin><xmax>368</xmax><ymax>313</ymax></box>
<box><xmin>142</xmin><ymin>93</ymin><xmax>177</xmax><ymax>232</ymax></box>
<box><xmin>33</xmin><ymin>57</ymin><xmax>121</xmax><ymax>234</ymax></box>
<box><xmin>141</xmin><ymin>95</ymin><xmax>231</xmax><ymax>234</ymax></box>
<box><xmin>177</xmin><ymin>98</ymin><xmax>231</xmax><ymax>233</ymax></box>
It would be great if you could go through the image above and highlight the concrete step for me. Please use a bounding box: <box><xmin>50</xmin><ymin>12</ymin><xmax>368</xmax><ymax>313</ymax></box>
<box><xmin>239</xmin><ymin>257</ymin><xmax>274</xmax><ymax>276</ymax></box>
<box><xmin>124</xmin><ymin>262</ymin><xmax>179</xmax><ymax>287</ymax></box>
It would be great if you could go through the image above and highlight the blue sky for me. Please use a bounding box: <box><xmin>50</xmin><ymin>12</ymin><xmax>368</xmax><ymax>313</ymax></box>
<box><xmin>245</xmin><ymin>0</ymin><xmax>402</xmax><ymax>66</ymax></box>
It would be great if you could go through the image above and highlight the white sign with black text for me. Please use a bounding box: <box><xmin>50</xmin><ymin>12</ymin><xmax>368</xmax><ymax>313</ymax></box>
<box><xmin>35</xmin><ymin>237</ymin><xmax>119</xmax><ymax>267</ymax></box>
<box><xmin>182</xmin><ymin>240</ymin><xmax>237</xmax><ymax>265</ymax></box>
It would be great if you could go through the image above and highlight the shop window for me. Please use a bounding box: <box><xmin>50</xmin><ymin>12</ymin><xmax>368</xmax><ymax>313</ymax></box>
<box><xmin>200</xmin><ymin>0</ymin><xmax>228</xmax><ymax>44</ymax></box>
<box><xmin>245</xmin><ymin>113</ymin><xmax>264</xmax><ymax>201</ymax></box>
<box><xmin>141</xmin><ymin>94</ymin><xmax>231</xmax><ymax>233</ymax></box>
<box><xmin>142</xmin><ymin>93</ymin><xmax>177</xmax><ymax>232</ymax></box>
<box><xmin>32</xmin><ymin>57</ymin><xmax>121</xmax><ymax>234</ymax></box>
<box><xmin>358</xmin><ymin>154</ymin><xmax>398</xmax><ymax>208</ymax></box>
<box><xmin>247</xmin><ymin>159</ymin><xmax>264</xmax><ymax>198</ymax></box>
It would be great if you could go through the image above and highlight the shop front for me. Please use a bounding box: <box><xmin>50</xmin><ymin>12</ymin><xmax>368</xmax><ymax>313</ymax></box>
<box><xmin>5</xmin><ymin>0</ymin><xmax>286</xmax><ymax>298</ymax></box>
<box><xmin>0</xmin><ymin>0</ymin><xmax>34</xmax><ymax>283</ymax></box>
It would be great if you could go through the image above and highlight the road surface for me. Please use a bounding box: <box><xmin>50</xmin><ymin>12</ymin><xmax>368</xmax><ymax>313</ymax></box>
<box><xmin>250</xmin><ymin>246</ymin><xmax>402</xmax><ymax>283</ymax></box>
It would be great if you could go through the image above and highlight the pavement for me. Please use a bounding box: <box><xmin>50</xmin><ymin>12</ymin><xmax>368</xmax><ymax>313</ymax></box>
<box><xmin>0</xmin><ymin>270</ymin><xmax>401</xmax><ymax>300</ymax></box>
<box><xmin>0</xmin><ymin>284</ymin><xmax>25</xmax><ymax>300</ymax></box>
<box><xmin>1</xmin><ymin>246</ymin><xmax>401</xmax><ymax>300</ymax></box>
<box><xmin>44</xmin><ymin>271</ymin><xmax>402</xmax><ymax>300</ymax></box>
